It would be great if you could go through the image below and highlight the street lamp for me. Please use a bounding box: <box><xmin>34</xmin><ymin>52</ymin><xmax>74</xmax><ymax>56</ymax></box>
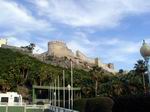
<box><xmin>54</xmin><ymin>92</ymin><xmax>56</xmax><ymax>106</ymax></box>
<box><xmin>54</xmin><ymin>79</ymin><xmax>57</xmax><ymax>106</ymax></box>
<box><xmin>140</xmin><ymin>40</ymin><xmax>150</xmax><ymax>91</ymax></box>
<box><xmin>67</xmin><ymin>84</ymin><xmax>71</xmax><ymax>109</ymax></box>
<box><xmin>58</xmin><ymin>75</ymin><xmax>60</xmax><ymax>107</ymax></box>
<box><xmin>70</xmin><ymin>60</ymin><xmax>73</xmax><ymax>110</ymax></box>
<box><xmin>63</xmin><ymin>70</ymin><xmax>65</xmax><ymax>108</ymax></box>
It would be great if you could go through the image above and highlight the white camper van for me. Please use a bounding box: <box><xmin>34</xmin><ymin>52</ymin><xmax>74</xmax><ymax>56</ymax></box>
<box><xmin>0</xmin><ymin>92</ymin><xmax>22</xmax><ymax>105</ymax></box>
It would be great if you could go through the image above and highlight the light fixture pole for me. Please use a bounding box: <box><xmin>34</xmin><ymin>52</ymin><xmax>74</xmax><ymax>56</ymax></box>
<box><xmin>58</xmin><ymin>75</ymin><xmax>60</xmax><ymax>107</ymax></box>
<box><xmin>140</xmin><ymin>40</ymin><xmax>150</xmax><ymax>92</ymax></box>
<box><xmin>70</xmin><ymin>60</ymin><xmax>73</xmax><ymax>109</ymax></box>
<box><xmin>52</xmin><ymin>83</ymin><xmax>54</xmax><ymax>106</ymax></box>
<box><xmin>67</xmin><ymin>84</ymin><xmax>71</xmax><ymax>109</ymax></box>
<box><xmin>145</xmin><ymin>57</ymin><xmax>150</xmax><ymax>84</ymax></box>
<box><xmin>54</xmin><ymin>79</ymin><xmax>57</xmax><ymax>106</ymax></box>
<box><xmin>49</xmin><ymin>84</ymin><xmax>51</xmax><ymax>105</ymax></box>
<box><xmin>63</xmin><ymin>70</ymin><xmax>65</xmax><ymax>108</ymax></box>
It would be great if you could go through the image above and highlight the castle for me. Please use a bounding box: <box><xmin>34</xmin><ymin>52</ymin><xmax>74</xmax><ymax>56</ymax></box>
<box><xmin>45</xmin><ymin>41</ymin><xmax>115</xmax><ymax>73</ymax></box>
<box><xmin>0</xmin><ymin>39</ymin><xmax>115</xmax><ymax>73</ymax></box>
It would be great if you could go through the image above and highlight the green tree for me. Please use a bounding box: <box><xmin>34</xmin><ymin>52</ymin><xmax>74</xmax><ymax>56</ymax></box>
<box><xmin>134</xmin><ymin>59</ymin><xmax>147</xmax><ymax>94</ymax></box>
<box><xmin>21</xmin><ymin>43</ymin><xmax>35</xmax><ymax>53</ymax></box>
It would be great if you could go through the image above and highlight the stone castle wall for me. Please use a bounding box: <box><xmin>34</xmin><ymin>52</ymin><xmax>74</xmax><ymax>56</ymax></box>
<box><xmin>47</xmin><ymin>41</ymin><xmax>115</xmax><ymax>73</ymax></box>
<box><xmin>76</xmin><ymin>50</ymin><xmax>97</xmax><ymax>65</ymax></box>
<box><xmin>1</xmin><ymin>44</ymin><xmax>31</xmax><ymax>53</ymax></box>
<box><xmin>47</xmin><ymin>41</ymin><xmax>74</xmax><ymax>57</ymax></box>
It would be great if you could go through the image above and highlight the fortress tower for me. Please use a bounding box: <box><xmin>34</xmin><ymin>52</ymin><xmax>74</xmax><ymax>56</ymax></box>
<box><xmin>47</xmin><ymin>41</ymin><xmax>74</xmax><ymax>57</ymax></box>
<box><xmin>46</xmin><ymin>40</ymin><xmax>115</xmax><ymax>73</ymax></box>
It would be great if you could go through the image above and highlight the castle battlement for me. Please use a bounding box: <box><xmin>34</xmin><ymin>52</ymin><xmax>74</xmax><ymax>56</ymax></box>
<box><xmin>46</xmin><ymin>40</ymin><xmax>115</xmax><ymax>73</ymax></box>
<box><xmin>48</xmin><ymin>40</ymin><xmax>66</xmax><ymax>46</ymax></box>
<box><xmin>47</xmin><ymin>40</ymin><xmax>74</xmax><ymax>57</ymax></box>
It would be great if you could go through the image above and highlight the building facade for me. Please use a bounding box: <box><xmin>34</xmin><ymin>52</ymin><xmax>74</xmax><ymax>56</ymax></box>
<box><xmin>0</xmin><ymin>38</ymin><xmax>7</xmax><ymax>47</ymax></box>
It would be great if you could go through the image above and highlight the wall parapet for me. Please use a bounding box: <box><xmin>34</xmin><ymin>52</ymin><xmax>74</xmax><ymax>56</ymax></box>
<box><xmin>76</xmin><ymin>50</ymin><xmax>97</xmax><ymax>65</ymax></box>
<box><xmin>46</xmin><ymin>40</ymin><xmax>115</xmax><ymax>73</ymax></box>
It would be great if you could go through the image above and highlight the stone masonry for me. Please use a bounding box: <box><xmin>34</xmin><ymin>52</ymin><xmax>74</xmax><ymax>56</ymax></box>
<box><xmin>47</xmin><ymin>41</ymin><xmax>115</xmax><ymax>73</ymax></box>
<box><xmin>48</xmin><ymin>41</ymin><xmax>74</xmax><ymax>57</ymax></box>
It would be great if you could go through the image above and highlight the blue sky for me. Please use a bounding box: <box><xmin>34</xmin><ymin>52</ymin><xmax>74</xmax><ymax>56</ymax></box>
<box><xmin>1</xmin><ymin>0</ymin><xmax>150</xmax><ymax>70</ymax></box>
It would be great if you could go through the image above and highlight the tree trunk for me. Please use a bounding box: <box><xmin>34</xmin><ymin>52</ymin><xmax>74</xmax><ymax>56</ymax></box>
<box><xmin>95</xmin><ymin>80</ymin><xmax>98</xmax><ymax>96</ymax></box>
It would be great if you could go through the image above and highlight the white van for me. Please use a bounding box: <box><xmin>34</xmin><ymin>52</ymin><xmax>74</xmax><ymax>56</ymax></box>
<box><xmin>0</xmin><ymin>92</ymin><xmax>22</xmax><ymax>105</ymax></box>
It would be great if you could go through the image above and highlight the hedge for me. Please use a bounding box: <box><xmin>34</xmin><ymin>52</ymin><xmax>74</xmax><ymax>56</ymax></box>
<box><xmin>112</xmin><ymin>95</ymin><xmax>150</xmax><ymax>112</ymax></box>
<box><xmin>74</xmin><ymin>97</ymin><xmax>113</xmax><ymax>112</ymax></box>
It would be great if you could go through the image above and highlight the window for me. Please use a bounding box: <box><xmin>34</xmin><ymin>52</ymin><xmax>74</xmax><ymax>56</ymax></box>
<box><xmin>14</xmin><ymin>97</ymin><xmax>19</xmax><ymax>102</ymax></box>
<box><xmin>1</xmin><ymin>97</ymin><xmax>8</xmax><ymax>102</ymax></box>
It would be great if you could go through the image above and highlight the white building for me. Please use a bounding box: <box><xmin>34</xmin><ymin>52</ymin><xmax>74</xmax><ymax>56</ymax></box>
<box><xmin>0</xmin><ymin>38</ymin><xmax>7</xmax><ymax>47</ymax></box>
<box><xmin>0</xmin><ymin>92</ymin><xmax>22</xmax><ymax>105</ymax></box>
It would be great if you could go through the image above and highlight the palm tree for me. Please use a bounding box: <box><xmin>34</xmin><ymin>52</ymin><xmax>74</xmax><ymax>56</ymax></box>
<box><xmin>134</xmin><ymin>59</ymin><xmax>147</xmax><ymax>94</ymax></box>
<box><xmin>90</xmin><ymin>66</ymin><xmax>104</xmax><ymax>96</ymax></box>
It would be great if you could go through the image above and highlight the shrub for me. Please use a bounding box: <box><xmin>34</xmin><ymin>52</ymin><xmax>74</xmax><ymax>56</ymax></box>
<box><xmin>112</xmin><ymin>95</ymin><xmax>150</xmax><ymax>112</ymax></box>
<box><xmin>85</xmin><ymin>97</ymin><xmax>114</xmax><ymax>112</ymax></box>
<box><xmin>74</xmin><ymin>97</ymin><xmax>113</xmax><ymax>112</ymax></box>
<box><xmin>74</xmin><ymin>99</ymin><xmax>87</xmax><ymax>112</ymax></box>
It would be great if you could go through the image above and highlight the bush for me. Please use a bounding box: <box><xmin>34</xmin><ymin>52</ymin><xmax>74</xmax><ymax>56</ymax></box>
<box><xmin>85</xmin><ymin>97</ymin><xmax>114</xmax><ymax>112</ymax></box>
<box><xmin>74</xmin><ymin>99</ymin><xmax>87</xmax><ymax>112</ymax></box>
<box><xmin>74</xmin><ymin>97</ymin><xmax>113</xmax><ymax>112</ymax></box>
<box><xmin>112</xmin><ymin>95</ymin><xmax>150</xmax><ymax>112</ymax></box>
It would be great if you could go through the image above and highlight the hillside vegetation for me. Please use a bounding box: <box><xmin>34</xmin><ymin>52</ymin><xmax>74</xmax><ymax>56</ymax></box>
<box><xmin>0</xmin><ymin>48</ymin><xmax>92</xmax><ymax>97</ymax></box>
<box><xmin>0</xmin><ymin>48</ymin><xmax>147</xmax><ymax>99</ymax></box>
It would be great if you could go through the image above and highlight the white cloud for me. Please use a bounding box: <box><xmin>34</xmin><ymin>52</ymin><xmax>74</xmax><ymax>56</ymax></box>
<box><xmin>67</xmin><ymin>32</ymin><xmax>100</xmax><ymax>55</ymax></box>
<box><xmin>32</xmin><ymin>0</ymin><xmax>150</xmax><ymax>28</ymax></box>
<box><xmin>7</xmin><ymin>36</ymin><xmax>47</xmax><ymax>54</ymax></box>
<box><xmin>0</xmin><ymin>0</ymin><xmax>52</xmax><ymax>34</ymax></box>
<box><xmin>8</xmin><ymin>36</ymin><xmax>29</xmax><ymax>47</ymax></box>
<box><xmin>66</xmin><ymin>32</ymin><xmax>145</xmax><ymax>70</ymax></box>
<box><xmin>0</xmin><ymin>0</ymin><xmax>53</xmax><ymax>54</ymax></box>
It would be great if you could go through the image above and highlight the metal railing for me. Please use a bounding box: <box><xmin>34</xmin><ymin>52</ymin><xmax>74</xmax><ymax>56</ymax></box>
<box><xmin>49</xmin><ymin>105</ymin><xmax>79</xmax><ymax>112</ymax></box>
<box><xmin>0</xmin><ymin>103</ymin><xmax>50</xmax><ymax>112</ymax></box>
<box><xmin>0</xmin><ymin>103</ymin><xmax>79</xmax><ymax>112</ymax></box>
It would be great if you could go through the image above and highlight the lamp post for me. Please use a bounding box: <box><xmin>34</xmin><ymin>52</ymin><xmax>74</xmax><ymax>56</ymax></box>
<box><xmin>140</xmin><ymin>40</ymin><xmax>150</xmax><ymax>92</ymax></box>
<box><xmin>54</xmin><ymin>79</ymin><xmax>57</xmax><ymax>106</ymax></box>
<box><xmin>70</xmin><ymin>60</ymin><xmax>73</xmax><ymax>110</ymax></box>
<box><xmin>49</xmin><ymin>84</ymin><xmax>51</xmax><ymax>105</ymax></box>
<box><xmin>63</xmin><ymin>70</ymin><xmax>65</xmax><ymax>108</ymax></box>
<box><xmin>67</xmin><ymin>84</ymin><xmax>71</xmax><ymax>109</ymax></box>
<box><xmin>58</xmin><ymin>75</ymin><xmax>60</xmax><ymax>107</ymax></box>
<box><xmin>51</xmin><ymin>83</ymin><xmax>54</xmax><ymax>106</ymax></box>
<box><xmin>54</xmin><ymin>92</ymin><xmax>56</xmax><ymax>106</ymax></box>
